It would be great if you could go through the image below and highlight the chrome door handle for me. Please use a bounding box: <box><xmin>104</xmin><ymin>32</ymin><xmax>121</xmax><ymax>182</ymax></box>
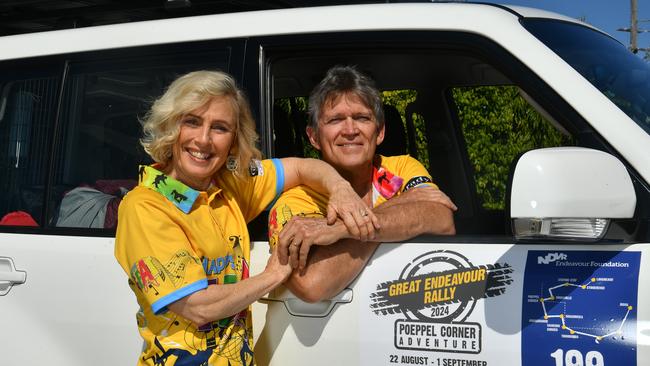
<box><xmin>261</xmin><ymin>288</ymin><xmax>353</xmax><ymax>317</ymax></box>
<box><xmin>0</xmin><ymin>257</ymin><xmax>27</xmax><ymax>296</ymax></box>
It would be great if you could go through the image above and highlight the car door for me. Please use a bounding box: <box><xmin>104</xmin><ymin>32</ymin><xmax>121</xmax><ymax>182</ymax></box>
<box><xmin>249</xmin><ymin>28</ymin><xmax>650</xmax><ymax>366</ymax></box>
<box><xmin>0</xmin><ymin>40</ymin><xmax>245</xmax><ymax>365</ymax></box>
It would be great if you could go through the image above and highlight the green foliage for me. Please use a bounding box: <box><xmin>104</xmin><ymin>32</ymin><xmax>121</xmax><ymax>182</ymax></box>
<box><xmin>453</xmin><ymin>86</ymin><xmax>574</xmax><ymax>210</ymax></box>
<box><xmin>411</xmin><ymin>113</ymin><xmax>430</xmax><ymax>170</ymax></box>
<box><xmin>274</xmin><ymin>97</ymin><xmax>318</xmax><ymax>158</ymax></box>
<box><xmin>382</xmin><ymin>90</ymin><xmax>417</xmax><ymax>123</ymax></box>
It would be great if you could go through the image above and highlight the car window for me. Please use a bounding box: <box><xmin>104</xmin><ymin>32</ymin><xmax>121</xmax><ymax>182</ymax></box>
<box><xmin>272</xmin><ymin>96</ymin><xmax>314</xmax><ymax>158</ymax></box>
<box><xmin>523</xmin><ymin>18</ymin><xmax>650</xmax><ymax>136</ymax></box>
<box><xmin>0</xmin><ymin>72</ymin><xmax>60</xmax><ymax>227</ymax></box>
<box><xmin>382</xmin><ymin>90</ymin><xmax>429</xmax><ymax>169</ymax></box>
<box><xmin>263</xmin><ymin>33</ymin><xmax>582</xmax><ymax>238</ymax></box>
<box><xmin>51</xmin><ymin>49</ymin><xmax>232</xmax><ymax>229</ymax></box>
<box><xmin>451</xmin><ymin>85</ymin><xmax>574</xmax><ymax>211</ymax></box>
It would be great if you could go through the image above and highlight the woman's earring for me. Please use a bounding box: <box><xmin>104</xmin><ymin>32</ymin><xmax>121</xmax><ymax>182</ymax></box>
<box><xmin>226</xmin><ymin>155</ymin><xmax>239</xmax><ymax>172</ymax></box>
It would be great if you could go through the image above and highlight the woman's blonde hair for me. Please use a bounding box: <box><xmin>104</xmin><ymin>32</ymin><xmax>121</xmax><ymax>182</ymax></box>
<box><xmin>140</xmin><ymin>70</ymin><xmax>261</xmax><ymax>176</ymax></box>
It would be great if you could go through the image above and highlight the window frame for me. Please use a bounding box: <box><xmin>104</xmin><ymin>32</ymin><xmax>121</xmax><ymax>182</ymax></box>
<box><xmin>251</xmin><ymin>30</ymin><xmax>647</xmax><ymax>242</ymax></box>
<box><xmin>0</xmin><ymin>39</ymin><xmax>246</xmax><ymax>236</ymax></box>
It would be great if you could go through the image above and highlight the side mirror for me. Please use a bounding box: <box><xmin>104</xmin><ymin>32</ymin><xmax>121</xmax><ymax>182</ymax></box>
<box><xmin>510</xmin><ymin>147</ymin><xmax>636</xmax><ymax>241</ymax></box>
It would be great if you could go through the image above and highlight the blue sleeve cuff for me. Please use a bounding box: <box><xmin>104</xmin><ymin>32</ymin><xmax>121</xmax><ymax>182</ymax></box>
<box><xmin>151</xmin><ymin>278</ymin><xmax>208</xmax><ymax>315</ymax></box>
<box><xmin>266</xmin><ymin>158</ymin><xmax>285</xmax><ymax>211</ymax></box>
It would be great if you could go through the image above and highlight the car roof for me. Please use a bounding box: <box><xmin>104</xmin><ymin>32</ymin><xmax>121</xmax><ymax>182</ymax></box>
<box><xmin>0</xmin><ymin>1</ymin><xmax>584</xmax><ymax>37</ymax></box>
<box><xmin>0</xmin><ymin>0</ymin><xmax>367</xmax><ymax>37</ymax></box>
<box><xmin>0</xmin><ymin>2</ymin><xmax>594</xmax><ymax>61</ymax></box>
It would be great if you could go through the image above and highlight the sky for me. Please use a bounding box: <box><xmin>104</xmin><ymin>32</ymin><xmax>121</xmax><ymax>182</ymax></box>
<box><xmin>479</xmin><ymin>0</ymin><xmax>650</xmax><ymax>51</ymax></box>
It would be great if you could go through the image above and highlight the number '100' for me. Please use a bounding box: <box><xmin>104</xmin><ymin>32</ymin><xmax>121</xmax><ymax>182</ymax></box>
<box><xmin>550</xmin><ymin>349</ymin><xmax>604</xmax><ymax>366</ymax></box>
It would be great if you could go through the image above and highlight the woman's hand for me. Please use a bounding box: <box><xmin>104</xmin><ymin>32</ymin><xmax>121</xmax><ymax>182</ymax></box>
<box><xmin>265</xmin><ymin>247</ymin><xmax>293</xmax><ymax>283</ymax></box>
<box><xmin>279</xmin><ymin>157</ymin><xmax>379</xmax><ymax>241</ymax></box>
<box><xmin>169</xmin><ymin>248</ymin><xmax>293</xmax><ymax>326</ymax></box>
<box><xmin>326</xmin><ymin>180</ymin><xmax>380</xmax><ymax>241</ymax></box>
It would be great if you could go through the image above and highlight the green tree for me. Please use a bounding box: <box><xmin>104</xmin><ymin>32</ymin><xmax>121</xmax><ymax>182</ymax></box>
<box><xmin>453</xmin><ymin>86</ymin><xmax>573</xmax><ymax>209</ymax></box>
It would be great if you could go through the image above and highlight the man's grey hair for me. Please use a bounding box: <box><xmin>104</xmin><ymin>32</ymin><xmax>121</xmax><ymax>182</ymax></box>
<box><xmin>308</xmin><ymin>65</ymin><xmax>384</xmax><ymax>133</ymax></box>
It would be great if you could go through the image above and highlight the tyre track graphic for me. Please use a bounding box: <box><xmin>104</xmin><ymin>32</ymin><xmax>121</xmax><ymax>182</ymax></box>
<box><xmin>370</xmin><ymin>263</ymin><xmax>513</xmax><ymax>315</ymax></box>
<box><xmin>538</xmin><ymin>278</ymin><xmax>633</xmax><ymax>343</ymax></box>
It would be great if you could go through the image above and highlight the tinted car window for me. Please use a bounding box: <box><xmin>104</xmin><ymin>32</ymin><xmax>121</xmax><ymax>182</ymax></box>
<box><xmin>451</xmin><ymin>85</ymin><xmax>574</xmax><ymax>210</ymax></box>
<box><xmin>523</xmin><ymin>18</ymin><xmax>650</xmax><ymax>135</ymax></box>
<box><xmin>53</xmin><ymin>50</ymin><xmax>231</xmax><ymax>229</ymax></box>
<box><xmin>0</xmin><ymin>73</ymin><xmax>59</xmax><ymax>227</ymax></box>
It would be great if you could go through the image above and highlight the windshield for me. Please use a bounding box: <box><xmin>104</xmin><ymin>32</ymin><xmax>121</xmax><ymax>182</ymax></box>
<box><xmin>523</xmin><ymin>18</ymin><xmax>650</xmax><ymax>135</ymax></box>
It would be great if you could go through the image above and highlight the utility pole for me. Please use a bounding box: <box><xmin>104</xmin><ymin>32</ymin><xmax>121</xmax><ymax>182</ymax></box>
<box><xmin>618</xmin><ymin>0</ymin><xmax>650</xmax><ymax>54</ymax></box>
<box><xmin>631</xmin><ymin>0</ymin><xmax>638</xmax><ymax>51</ymax></box>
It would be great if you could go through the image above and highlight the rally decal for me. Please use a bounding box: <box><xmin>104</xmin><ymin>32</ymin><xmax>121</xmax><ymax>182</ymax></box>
<box><xmin>369</xmin><ymin>250</ymin><xmax>513</xmax><ymax>355</ymax></box>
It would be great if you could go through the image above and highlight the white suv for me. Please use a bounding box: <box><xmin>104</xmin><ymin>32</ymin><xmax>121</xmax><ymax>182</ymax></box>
<box><xmin>0</xmin><ymin>3</ymin><xmax>648</xmax><ymax>365</ymax></box>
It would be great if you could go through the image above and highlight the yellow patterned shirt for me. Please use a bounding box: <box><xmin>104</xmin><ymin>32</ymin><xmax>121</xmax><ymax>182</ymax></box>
<box><xmin>268</xmin><ymin>155</ymin><xmax>436</xmax><ymax>248</ymax></box>
<box><xmin>115</xmin><ymin>159</ymin><xmax>284</xmax><ymax>366</ymax></box>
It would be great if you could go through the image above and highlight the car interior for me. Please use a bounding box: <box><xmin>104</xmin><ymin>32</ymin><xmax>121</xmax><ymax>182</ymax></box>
<box><xmin>266</xmin><ymin>46</ymin><xmax>574</xmax><ymax>237</ymax></box>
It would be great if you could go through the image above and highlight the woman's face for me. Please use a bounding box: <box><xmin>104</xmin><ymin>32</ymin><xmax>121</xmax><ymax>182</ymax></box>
<box><xmin>167</xmin><ymin>96</ymin><xmax>237</xmax><ymax>190</ymax></box>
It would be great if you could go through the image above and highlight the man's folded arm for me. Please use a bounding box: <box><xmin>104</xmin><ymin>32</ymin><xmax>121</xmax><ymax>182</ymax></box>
<box><xmin>284</xmin><ymin>187</ymin><xmax>456</xmax><ymax>302</ymax></box>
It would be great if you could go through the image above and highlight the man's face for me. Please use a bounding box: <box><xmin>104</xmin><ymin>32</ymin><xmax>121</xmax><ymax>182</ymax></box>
<box><xmin>307</xmin><ymin>92</ymin><xmax>384</xmax><ymax>171</ymax></box>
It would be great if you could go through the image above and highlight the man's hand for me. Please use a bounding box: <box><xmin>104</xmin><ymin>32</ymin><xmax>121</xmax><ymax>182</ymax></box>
<box><xmin>326</xmin><ymin>180</ymin><xmax>379</xmax><ymax>241</ymax></box>
<box><xmin>277</xmin><ymin>187</ymin><xmax>456</xmax><ymax>271</ymax></box>
<box><xmin>397</xmin><ymin>187</ymin><xmax>457</xmax><ymax>211</ymax></box>
<box><xmin>278</xmin><ymin>216</ymin><xmax>349</xmax><ymax>270</ymax></box>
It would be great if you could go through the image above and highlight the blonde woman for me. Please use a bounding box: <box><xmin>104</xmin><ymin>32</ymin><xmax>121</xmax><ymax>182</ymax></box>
<box><xmin>115</xmin><ymin>70</ymin><xmax>377</xmax><ymax>366</ymax></box>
